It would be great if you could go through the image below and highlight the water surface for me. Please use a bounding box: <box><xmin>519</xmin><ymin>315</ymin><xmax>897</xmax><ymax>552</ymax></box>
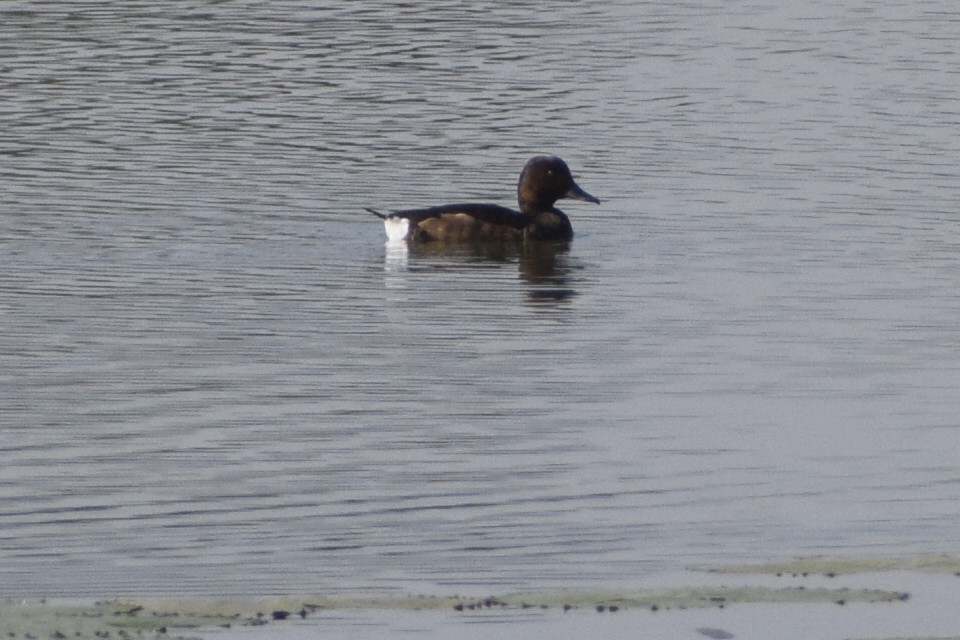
<box><xmin>2</xmin><ymin>0</ymin><xmax>960</xmax><ymax>598</ymax></box>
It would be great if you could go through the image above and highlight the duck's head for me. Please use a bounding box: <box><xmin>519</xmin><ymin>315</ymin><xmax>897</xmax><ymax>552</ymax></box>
<box><xmin>517</xmin><ymin>155</ymin><xmax>600</xmax><ymax>213</ymax></box>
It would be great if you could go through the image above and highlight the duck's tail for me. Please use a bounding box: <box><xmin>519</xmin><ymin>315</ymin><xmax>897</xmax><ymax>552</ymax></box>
<box><xmin>365</xmin><ymin>208</ymin><xmax>409</xmax><ymax>242</ymax></box>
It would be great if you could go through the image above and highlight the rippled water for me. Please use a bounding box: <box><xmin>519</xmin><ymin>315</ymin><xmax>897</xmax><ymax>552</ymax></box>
<box><xmin>2</xmin><ymin>0</ymin><xmax>960</xmax><ymax>598</ymax></box>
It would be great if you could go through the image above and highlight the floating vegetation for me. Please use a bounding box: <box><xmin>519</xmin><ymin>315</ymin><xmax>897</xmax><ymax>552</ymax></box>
<box><xmin>10</xmin><ymin>554</ymin><xmax>953</xmax><ymax>639</ymax></box>
<box><xmin>702</xmin><ymin>554</ymin><xmax>960</xmax><ymax>577</ymax></box>
<box><xmin>0</xmin><ymin>583</ymin><xmax>911</xmax><ymax>640</ymax></box>
<box><xmin>469</xmin><ymin>584</ymin><xmax>909</xmax><ymax>612</ymax></box>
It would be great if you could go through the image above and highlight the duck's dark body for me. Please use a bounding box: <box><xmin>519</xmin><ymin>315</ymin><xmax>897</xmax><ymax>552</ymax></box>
<box><xmin>373</xmin><ymin>203</ymin><xmax>525</xmax><ymax>243</ymax></box>
<box><xmin>367</xmin><ymin>156</ymin><xmax>599</xmax><ymax>243</ymax></box>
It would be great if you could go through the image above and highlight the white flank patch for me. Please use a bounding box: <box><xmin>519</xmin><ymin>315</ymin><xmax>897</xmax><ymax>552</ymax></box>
<box><xmin>384</xmin><ymin>216</ymin><xmax>410</xmax><ymax>243</ymax></box>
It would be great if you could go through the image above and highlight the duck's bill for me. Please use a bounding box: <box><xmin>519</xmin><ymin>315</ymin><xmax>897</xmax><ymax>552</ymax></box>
<box><xmin>565</xmin><ymin>182</ymin><xmax>601</xmax><ymax>204</ymax></box>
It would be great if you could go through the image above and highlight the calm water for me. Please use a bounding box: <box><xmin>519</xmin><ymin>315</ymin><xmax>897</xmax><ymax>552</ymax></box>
<box><xmin>2</xmin><ymin>0</ymin><xmax>960</xmax><ymax>598</ymax></box>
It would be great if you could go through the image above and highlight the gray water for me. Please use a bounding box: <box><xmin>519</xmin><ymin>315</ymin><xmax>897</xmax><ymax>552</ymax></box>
<box><xmin>2</xmin><ymin>0</ymin><xmax>960</xmax><ymax>598</ymax></box>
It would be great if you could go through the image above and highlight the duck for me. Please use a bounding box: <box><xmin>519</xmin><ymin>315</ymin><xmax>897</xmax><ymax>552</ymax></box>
<box><xmin>367</xmin><ymin>155</ymin><xmax>599</xmax><ymax>243</ymax></box>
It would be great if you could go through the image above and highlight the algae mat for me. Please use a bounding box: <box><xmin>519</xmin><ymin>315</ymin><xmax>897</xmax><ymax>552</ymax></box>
<box><xmin>7</xmin><ymin>555</ymin><xmax>960</xmax><ymax>640</ymax></box>
<box><xmin>0</xmin><ymin>584</ymin><xmax>910</xmax><ymax>640</ymax></box>
<box><xmin>700</xmin><ymin>553</ymin><xmax>960</xmax><ymax>577</ymax></box>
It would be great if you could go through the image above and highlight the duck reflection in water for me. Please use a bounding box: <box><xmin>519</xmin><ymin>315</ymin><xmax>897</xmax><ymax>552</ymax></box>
<box><xmin>395</xmin><ymin>240</ymin><xmax>579</xmax><ymax>302</ymax></box>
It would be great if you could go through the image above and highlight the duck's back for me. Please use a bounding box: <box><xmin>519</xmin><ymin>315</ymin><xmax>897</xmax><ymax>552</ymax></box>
<box><xmin>388</xmin><ymin>203</ymin><xmax>525</xmax><ymax>242</ymax></box>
